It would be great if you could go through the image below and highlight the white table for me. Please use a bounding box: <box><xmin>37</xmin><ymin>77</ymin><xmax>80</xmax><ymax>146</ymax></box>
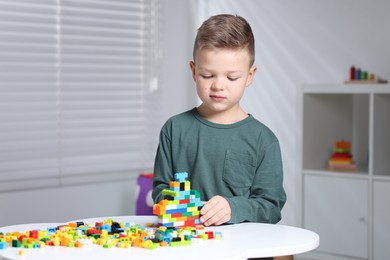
<box><xmin>0</xmin><ymin>216</ymin><xmax>319</xmax><ymax>260</ymax></box>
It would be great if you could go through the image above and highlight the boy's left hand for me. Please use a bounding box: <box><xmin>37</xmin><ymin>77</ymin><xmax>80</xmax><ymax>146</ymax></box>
<box><xmin>200</xmin><ymin>195</ymin><xmax>231</xmax><ymax>226</ymax></box>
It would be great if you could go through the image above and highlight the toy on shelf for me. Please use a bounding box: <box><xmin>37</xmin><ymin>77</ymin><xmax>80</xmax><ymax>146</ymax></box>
<box><xmin>345</xmin><ymin>66</ymin><xmax>388</xmax><ymax>84</ymax></box>
<box><xmin>328</xmin><ymin>140</ymin><xmax>357</xmax><ymax>172</ymax></box>
<box><xmin>153</xmin><ymin>172</ymin><xmax>204</xmax><ymax>227</ymax></box>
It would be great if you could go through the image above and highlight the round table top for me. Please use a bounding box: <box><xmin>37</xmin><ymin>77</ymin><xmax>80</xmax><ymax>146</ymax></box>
<box><xmin>0</xmin><ymin>216</ymin><xmax>319</xmax><ymax>260</ymax></box>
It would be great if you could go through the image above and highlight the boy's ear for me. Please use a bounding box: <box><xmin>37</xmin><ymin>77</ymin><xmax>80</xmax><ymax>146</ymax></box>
<box><xmin>246</xmin><ymin>65</ymin><xmax>257</xmax><ymax>87</ymax></box>
<box><xmin>189</xmin><ymin>61</ymin><xmax>196</xmax><ymax>81</ymax></box>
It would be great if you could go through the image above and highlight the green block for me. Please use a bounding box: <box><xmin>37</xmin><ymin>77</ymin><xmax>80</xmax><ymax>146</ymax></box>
<box><xmin>40</xmin><ymin>237</ymin><xmax>50</xmax><ymax>243</ymax></box>
<box><xmin>22</xmin><ymin>238</ymin><xmax>29</xmax><ymax>245</ymax></box>
<box><xmin>105</xmin><ymin>218</ymin><xmax>114</xmax><ymax>223</ymax></box>
<box><xmin>170</xmin><ymin>240</ymin><xmax>191</xmax><ymax>247</ymax></box>
<box><xmin>12</xmin><ymin>240</ymin><xmax>21</xmax><ymax>248</ymax></box>
<box><xmin>129</xmin><ymin>227</ymin><xmax>138</xmax><ymax>234</ymax></box>
<box><xmin>148</xmin><ymin>243</ymin><xmax>160</xmax><ymax>250</ymax></box>
<box><xmin>200</xmin><ymin>234</ymin><xmax>208</xmax><ymax>240</ymax></box>
<box><xmin>162</xmin><ymin>189</ymin><xmax>179</xmax><ymax>198</ymax></box>
<box><xmin>190</xmin><ymin>190</ymin><xmax>201</xmax><ymax>198</ymax></box>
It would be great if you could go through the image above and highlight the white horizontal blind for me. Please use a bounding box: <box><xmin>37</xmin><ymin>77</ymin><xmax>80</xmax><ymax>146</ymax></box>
<box><xmin>0</xmin><ymin>0</ymin><xmax>161</xmax><ymax>191</ymax></box>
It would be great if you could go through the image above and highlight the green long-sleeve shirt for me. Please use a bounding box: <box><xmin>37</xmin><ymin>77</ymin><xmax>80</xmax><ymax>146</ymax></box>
<box><xmin>152</xmin><ymin>108</ymin><xmax>286</xmax><ymax>224</ymax></box>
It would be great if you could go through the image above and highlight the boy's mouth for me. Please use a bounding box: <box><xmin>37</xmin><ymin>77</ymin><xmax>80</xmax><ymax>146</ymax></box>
<box><xmin>210</xmin><ymin>95</ymin><xmax>225</xmax><ymax>101</ymax></box>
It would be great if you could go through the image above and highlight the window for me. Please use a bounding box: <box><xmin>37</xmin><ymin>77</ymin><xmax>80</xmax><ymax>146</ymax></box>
<box><xmin>0</xmin><ymin>0</ymin><xmax>161</xmax><ymax>191</ymax></box>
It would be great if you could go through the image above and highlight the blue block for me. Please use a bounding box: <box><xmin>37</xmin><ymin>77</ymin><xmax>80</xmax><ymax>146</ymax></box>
<box><xmin>160</xmin><ymin>223</ymin><xmax>174</xmax><ymax>227</ymax></box>
<box><xmin>0</xmin><ymin>242</ymin><xmax>8</xmax><ymax>249</ymax></box>
<box><xmin>101</xmin><ymin>224</ymin><xmax>112</xmax><ymax>233</ymax></box>
<box><xmin>166</xmin><ymin>207</ymin><xmax>187</xmax><ymax>214</ymax></box>
<box><xmin>47</xmin><ymin>227</ymin><xmax>56</xmax><ymax>234</ymax></box>
<box><xmin>176</xmin><ymin>203</ymin><xmax>189</xmax><ymax>209</ymax></box>
<box><xmin>174</xmin><ymin>172</ymin><xmax>188</xmax><ymax>183</ymax></box>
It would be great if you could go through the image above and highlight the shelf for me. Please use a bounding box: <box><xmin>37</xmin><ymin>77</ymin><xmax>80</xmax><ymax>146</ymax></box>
<box><xmin>301</xmin><ymin>83</ymin><xmax>390</xmax><ymax>260</ymax></box>
<box><xmin>373</xmin><ymin>175</ymin><xmax>390</xmax><ymax>182</ymax></box>
<box><xmin>373</xmin><ymin>94</ymin><xmax>390</xmax><ymax>176</ymax></box>
<box><xmin>303</xmin><ymin>169</ymin><xmax>369</xmax><ymax>180</ymax></box>
<box><xmin>303</xmin><ymin>83</ymin><xmax>390</xmax><ymax>94</ymax></box>
<box><xmin>302</xmin><ymin>94</ymin><xmax>369</xmax><ymax>171</ymax></box>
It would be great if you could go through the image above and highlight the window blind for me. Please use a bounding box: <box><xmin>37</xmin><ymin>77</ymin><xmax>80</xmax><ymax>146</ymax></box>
<box><xmin>0</xmin><ymin>0</ymin><xmax>161</xmax><ymax>191</ymax></box>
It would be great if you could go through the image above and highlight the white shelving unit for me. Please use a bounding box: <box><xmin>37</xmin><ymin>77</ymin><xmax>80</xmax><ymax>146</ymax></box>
<box><xmin>299</xmin><ymin>84</ymin><xmax>390</xmax><ymax>260</ymax></box>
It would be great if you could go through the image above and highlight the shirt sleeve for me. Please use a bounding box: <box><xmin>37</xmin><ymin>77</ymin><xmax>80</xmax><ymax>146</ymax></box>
<box><xmin>226</xmin><ymin>141</ymin><xmax>286</xmax><ymax>224</ymax></box>
<box><xmin>152</xmin><ymin>124</ymin><xmax>174</xmax><ymax>203</ymax></box>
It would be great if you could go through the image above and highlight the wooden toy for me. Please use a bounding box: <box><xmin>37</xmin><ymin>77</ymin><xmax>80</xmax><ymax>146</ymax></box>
<box><xmin>328</xmin><ymin>140</ymin><xmax>357</xmax><ymax>172</ymax></box>
<box><xmin>345</xmin><ymin>66</ymin><xmax>388</xmax><ymax>84</ymax></box>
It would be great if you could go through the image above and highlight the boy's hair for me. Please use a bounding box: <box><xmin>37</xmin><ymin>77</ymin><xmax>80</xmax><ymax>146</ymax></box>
<box><xmin>193</xmin><ymin>14</ymin><xmax>255</xmax><ymax>67</ymax></box>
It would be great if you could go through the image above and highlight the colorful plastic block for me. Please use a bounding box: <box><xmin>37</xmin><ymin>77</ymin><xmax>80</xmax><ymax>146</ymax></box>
<box><xmin>153</xmin><ymin>172</ymin><xmax>204</xmax><ymax>228</ymax></box>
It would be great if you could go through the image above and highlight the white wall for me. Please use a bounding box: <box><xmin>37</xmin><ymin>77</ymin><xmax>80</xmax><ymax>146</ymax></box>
<box><xmin>0</xmin><ymin>180</ymin><xmax>136</xmax><ymax>226</ymax></box>
<box><xmin>159</xmin><ymin>1</ymin><xmax>197</xmax><ymax>121</ymax></box>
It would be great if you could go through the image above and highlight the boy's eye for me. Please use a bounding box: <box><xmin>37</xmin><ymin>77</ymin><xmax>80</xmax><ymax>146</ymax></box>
<box><xmin>201</xmin><ymin>75</ymin><xmax>213</xmax><ymax>79</ymax></box>
<box><xmin>228</xmin><ymin>77</ymin><xmax>239</xmax><ymax>81</ymax></box>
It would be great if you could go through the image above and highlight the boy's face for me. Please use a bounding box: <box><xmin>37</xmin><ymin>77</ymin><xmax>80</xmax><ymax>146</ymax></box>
<box><xmin>190</xmin><ymin>48</ymin><xmax>256</xmax><ymax>119</ymax></box>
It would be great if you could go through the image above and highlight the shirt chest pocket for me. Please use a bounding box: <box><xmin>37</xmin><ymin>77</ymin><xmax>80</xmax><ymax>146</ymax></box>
<box><xmin>223</xmin><ymin>150</ymin><xmax>256</xmax><ymax>188</ymax></box>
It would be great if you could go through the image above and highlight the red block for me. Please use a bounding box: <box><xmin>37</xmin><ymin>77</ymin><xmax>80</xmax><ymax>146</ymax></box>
<box><xmin>87</xmin><ymin>229</ymin><xmax>102</xmax><ymax>235</ymax></box>
<box><xmin>179</xmin><ymin>199</ymin><xmax>190</xmax><ymax>204</ymax></box>
<box><xmin>184</xmin><ymin>219</ymin><xmax>195</xmax><ymax>227</ymax></box>
<box><xmin>29</xmin><ymin>230</ymin><xmax>38</xmax><ymax>239</ymax></box>
<box><xmin>18</xmin><ymin>235</ymin><xmax>27</xmax><ymax>243</ymax></box>
<box><xmin>205</xmin><ymin>231</ymin><xmax>214</xmax><ymax>239</ymax></box>
<box><xmin>171</xmin><ymin>212</ymin><xmax>183</xmax><ymax>218</ymax></box>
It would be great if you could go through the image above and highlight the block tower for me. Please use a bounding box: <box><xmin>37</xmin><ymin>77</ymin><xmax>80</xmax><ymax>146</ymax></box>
<box><xmin>153</xmin><ymin>172</ymin><xmax>203</xmax><ymax>227</ymax></box>
<box><xmin>328</xmin><ymin>140</ymin><xmax>357</xmax><ymax>171</ymax></box>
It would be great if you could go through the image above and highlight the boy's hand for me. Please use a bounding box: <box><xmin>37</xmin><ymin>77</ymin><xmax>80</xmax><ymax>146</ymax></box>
<box><xmin>200</xmin><ymin>195</ymin><xmax>231</xmax><ymax>226</ymax></box>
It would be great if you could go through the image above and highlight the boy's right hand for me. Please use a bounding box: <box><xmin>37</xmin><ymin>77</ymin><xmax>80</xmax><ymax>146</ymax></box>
<box><xmin>200</xmin><ymin>195</ymin><xmax>231</xmax><ymax>226</ymax></box>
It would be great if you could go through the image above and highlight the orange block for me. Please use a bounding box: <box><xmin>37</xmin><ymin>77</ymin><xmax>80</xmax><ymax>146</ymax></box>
<box><xmin>160</xmin><ymin>241</ymin><xmax>168</xmax><ymax>247</ymax></box>
<box><xmin>132</xmin><ymin>238</ymin><xmax>142</xmax><ymax>247</ymax></box>
<box><xmin>336</xmin><ymin>140</ymin><xmax>351</xmax><ymax>149</ymax></box>
<box><xmin>60</xmin><ymin>237</ymin><xmax>71</xmax><ymax>247</ymax></box>
<box><xmin>153</xmin><ymin>204</ymin><xmax>166</xmax><ymax>215</ymax></box>
<box><xmin>170</xmin><ymin>181</ymin><xmax>180</xmax><ymax>188</ymax></box>
<box><xmin>74</xmin><ymin>241</ymin><xmax>83</xmax><ymax>248</ymax></box>
<box><xmin>68</xmin><ymin>222</ymin><xmax>77</xmax><ymax>229</ymax></box>
<box><xmin>158</xmin><ymin>199</ymin><xmax>168</xmax><ymax>205</ymax></box>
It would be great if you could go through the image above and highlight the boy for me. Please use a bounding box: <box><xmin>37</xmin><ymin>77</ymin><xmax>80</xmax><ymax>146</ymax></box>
<box><xmin>152</xmin><ymin>14</ymin><xmax>286</xmax><ymax>227</ymax></box>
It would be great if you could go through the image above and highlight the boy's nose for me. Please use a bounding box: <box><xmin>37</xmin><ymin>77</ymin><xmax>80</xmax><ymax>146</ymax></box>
<box><xmin>211</xmin><ymin>79</ymin><xmax>224</xmax><ymax>91</ymax></box>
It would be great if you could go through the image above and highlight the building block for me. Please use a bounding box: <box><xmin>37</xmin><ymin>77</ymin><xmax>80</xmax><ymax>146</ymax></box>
<box><xmin>0</xmin><ymin>242</ymin><xmax>8</xmax><ymax>249</ymax></box>
<box><xmin>153</xmin><ymin>172</ymin><xmax>204</xmax><ymax>228</ymax></box>
<box><xmin>0</xmin><ymin>173</ymin><xmax>222</xmax><ymax>251</ymax></box>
